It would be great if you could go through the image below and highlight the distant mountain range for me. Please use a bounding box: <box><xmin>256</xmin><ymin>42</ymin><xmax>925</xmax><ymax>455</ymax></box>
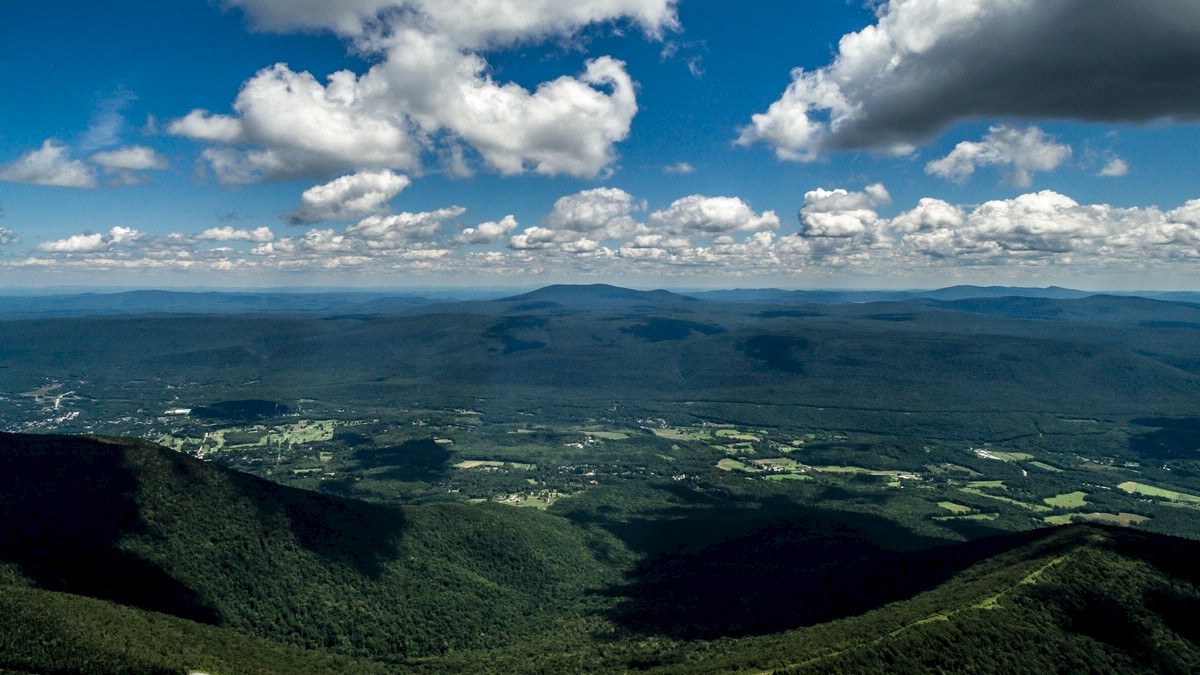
<box><xmin>696</xmin><ymin>284</ymin><xmax>1104</xmax><ymax>304</ymax></box>
<box><xmin>1</xmin><ymin>283</ymin><xmax>1197</xmax><ymax>318</ymax></box>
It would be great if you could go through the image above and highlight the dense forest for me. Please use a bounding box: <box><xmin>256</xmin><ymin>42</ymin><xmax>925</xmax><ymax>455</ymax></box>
<box><xmin>3</xmin><ymin>432</ymin><xmax>1200</xmax><ymax>673</ymax></box>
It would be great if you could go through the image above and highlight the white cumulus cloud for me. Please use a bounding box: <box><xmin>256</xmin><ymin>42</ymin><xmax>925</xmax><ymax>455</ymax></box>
<box><xmin>1099</xmin><ymin>157</ymin><xmax>1129</xmax><ymax>177</ymax></box>
<box><xmin>173</xmin><ymin>1</ymin><xmax>676</xmax><ymax>182</ymax></box>
<box><xmin>456</xmin><ymin>215</ymin><xmax>518</xmax><ymax>244</ymax></box>
<box><xmin>0</xmin><ymin>140</ymin><xmax>97</xmax><ymax>188</ymax></box>
<box><xmin>167</xmin><ymin>110</ymin><xmax>245</xmax><ymax>143</ymax></box>
<box><xmin>194</xmin><ymin>226</ymin><xmax>276</xmax><ymax>243</ymax></box>
<box><xmin>38</xmin><ymin>227</ymin><xmax>141</xmax><ymax>253</ymax></box>
<box><xmin>511</xmin><ymin>187</ymin><xmax>643</xmax><ymax>250</ymax></box>
<box><xmin>649</xmin><ymin>195</ymin><xmax>780</xmax><ymax>236</ymax></box>
<box><xmin>287</xmin><ymin>170</ymin><xmax>411</xmax><ymax>224</ymax></box>
<box><xmin>346</xmin><ymin>206</ymin><xmax>467</xmax><ymax>246</ymax></box>
<box><xmin>90</xmin><ymin>146</ymin><xmax>168</xmax><ymax>171</ymax></box>
<box><xmin>925</xmin><ymin>126</ymin><xmax>1072</xmax><ymax>187</ymax></box>
<box><xmin>799</xmin><ymin>184</ymin><xmax>891</xmax><ymax>239</ymax></box>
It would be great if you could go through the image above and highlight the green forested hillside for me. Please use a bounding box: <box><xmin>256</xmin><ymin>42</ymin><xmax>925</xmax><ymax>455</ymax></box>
<box><xmin>0</xmin><ymin>584</ymin><xmax>388</xmax><ymax>675</ymax></box>
<box><xmin>426</xmin><ymin>526</ymin><xmax>1200</xmax><ymax>674</ymax></box>
<box><xmin>4</xmin><ymin>432</ymin><xmax>1200</xmax><ymax>673</ymax></box>
<box><xmin>0</xmin><ymin>433</ymin><xmax>618</xmax><ymax>662</ymax></box>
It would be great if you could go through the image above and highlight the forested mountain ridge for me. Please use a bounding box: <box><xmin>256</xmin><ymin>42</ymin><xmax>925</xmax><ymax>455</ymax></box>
<box><xmin>0</xmin><ymin>433</ymin><xmax>618</xmax><ymax>664</ymax></box>
<box><xmin>3</xmin><ymin>432</ymin><xmax>1200</xmax><ymax>673</ymax></box>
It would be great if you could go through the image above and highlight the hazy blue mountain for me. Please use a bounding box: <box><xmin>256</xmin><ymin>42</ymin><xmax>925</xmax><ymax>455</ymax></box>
<box><xmin>0</xmin><ymin>290</ymin><xmax>439</xmax><ymax>318</ymax></box>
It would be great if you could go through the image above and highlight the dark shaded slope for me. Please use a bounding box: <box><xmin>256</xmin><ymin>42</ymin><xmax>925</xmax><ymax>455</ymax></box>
<box><xmin>0</xmin><ymin>433</ymin><xmax>616</xmax><ymax>661</ymax></box>
<box><xmin>418</xmin><ymin>523</ymin><xmax>1200</xmax><ymax>674</ymax></box>
<box><xmin>604</xmin><ymin>497</ymin><xmax>1000</xmax><ymax>639</ymax></box>
<box><xmin>681</xmin><ymin>524</ymin><xmax>1200</xmax><ymax>675</ymax></box>
<box><xmin>0</xmin><ymin>434</ymin><xmax>220</xmax><ymax>623</ymax></box>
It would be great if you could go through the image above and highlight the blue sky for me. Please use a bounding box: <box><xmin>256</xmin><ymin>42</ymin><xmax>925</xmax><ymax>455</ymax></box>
<box><xmin>2</xmin><ymin>0</ymin><xmax>1200</xmax><ymax>289</ymax></box>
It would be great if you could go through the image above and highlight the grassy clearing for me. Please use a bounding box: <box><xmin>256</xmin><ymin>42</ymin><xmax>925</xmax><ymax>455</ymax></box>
<box><xmin>651</xmin><ymin>427</ymin><xmax>710</xmax><ymax>441</ymax></box>
<box><xmin>265</xmin><ymin>420</ymin><xmax>337</xmax><ymax>446</ymax></box>
<box><xmin>1029</xmin><ymin>461</ymin><xmax>1064</xmax><ymax>472</ymax></box>
<box><xmin>961</xmin><ymin>487</ymin><xmax>1051</xmax><ymax>512</ymax></box>
<box><xmin>1118</xmin><ymin>481</ymin><xmax>1200</xmax><ymax>504</ymax></box>
<box><xmin>585</xmin><ymin>431</ymin><xmax>629</xmax><ymax>440</ymax></box>
<box><xmin>1045</xmin><ymin>512</ymin><xmax>1149</xmax><ymax>526</ymax></box>
<box><xmin>711</xmin><ymin>445</ymin><xmax>757</xmax><ymax>457</ymax></box>
<box><xmin>937</xmin><ymin>502</ymin><xmax>974</xmax><ymax>514</ymax></box>
<box><xmin>455</xmin><ymin>460</ymin><xmax>536</xmax><ymax>471</ymax></box>
<box><xmin>966</xmin><ymin>480</ymin><xmax>1007</xmax><ymax>489</ymax></box>
<box><xmin>812</xmin><ymin>465</ymin><xmax>884</xmax><ymax>475</ymax></box>
<box><xmin>765</xmin><ymin>473</ymin><xmax>812</xmax><ymax>481</ymax></box>
<box><xmin>811</xmin><ymin>465</ymin><xmax>911</xmax><ymax>480</ymax></box>
<box><xmin>1043</xmin><ymin>491</ymin><xmax>1088</xmax><ymax>509</ymax></box>
<box><xmin>973</xmin><ymin>449</ymin><xmax>1034</xmax><ymax>462</ymax></box>
<box><xmin>714</xmin><ymin>429</ymin><xmax>760</xmax><ymax>441</ymax></box>
<box><xmin>752</xmin><ymin>458</ymin><xmax>804</xmax><ymax>471</ymax></box>
<box><xmin>716</xmin><ymin>458</ymin><xmax>761</xmax><ymax>472</ymax></box>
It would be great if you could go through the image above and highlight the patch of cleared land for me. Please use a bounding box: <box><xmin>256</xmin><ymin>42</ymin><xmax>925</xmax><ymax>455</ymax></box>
<box><xmin>455</xmin><ymin>460</ymin><xmax>536</xmax><ymax>471</ymax></box>
<box><xmin>973</xmin><ymin>448</ymin><xmax>1034</xmax><ymax>462</ymax></box>
<box><xmin>752</xmin><ymin>458</ymin><xmax>805</xmax><ymax>471</ymax></box>
<box><xmin>967</xmin><ymin>480</ymin><xmax>1007</xmax><ymax>489</ymax></box>
<box><xmin>1118</xmin><ymin>481</ymin><xmax>1200</xmax><ymax>504</ymax></box>
<box><xmin>651</xmin><ymin>427</ymin><xmax>710</xmax><ymax>441</ymax></box>
<box><xmin>714</xmin><ymin>429</ymin><xmax>760</xmax><ymax>441</ymax></box>
<box><xmin>928</xmin><ymin>463</ymin><xmax>982</xmax><ymax>477</ymax></box>
<box><xmin>494</xmin><ymin>490</ymin><xmax>568</xmax><ymax>509</ymax></box>
<box><xmin>721</xmin><ymin>442</ymin><xmax>757</xmax><ymax>454</ymax></box>
<box><xmin>585</xmin><ymin>431</ymin><xmax>629</xmax><ymax>440</ymax></box>
<box><xmin>765</xmin><ymin>473</ymin><xmax>812</xmax><ymax>481</ymax></box>
<box><xmin>1044</xmin><ymin>491</ymin><xmax>1089</xmax><ymax>509</ymax></box>
<box><xmin>1029</xmin><ymin>461</ymin><xmax>1064</xmax><ymax>472</ymax></box>
<box><xmin>806</xmin><ymin>465</ymin><xmax>918</xmax><ymax>488</ymax></box>
<box><xmin>961</xmin><ymin>487</ymin><xmax>1051</xmax><ymax>512</ymax></box>
<box><xmin>811</xmin><ymin>465</ymin><xmax>908</xmax><ymax>478</ymax></box>
<box><xmin>716</xmin><ymin>458</ymin><xmax>761</xmax><ymax>472</ymax></box>
<box><xmin>156</xmin><ymin>419</ymin><xmax>339</xmax><ymax>457</ymax></box>
<box><xmin>1045</xmin><ymin>512</ymin><xmax>1149</xmax><ymax>526</ymax></box>
<box><xmin>938</xmin><ymin>502</ymin><xmax>974</xmax><ymax>515</ymax></box>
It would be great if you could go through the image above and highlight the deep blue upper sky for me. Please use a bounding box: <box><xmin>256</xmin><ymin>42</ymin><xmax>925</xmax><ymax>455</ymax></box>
<box><xmin>2</xmin><ymin>0</ymin><xmax>1200</xmax><ymax>289</ymax></box>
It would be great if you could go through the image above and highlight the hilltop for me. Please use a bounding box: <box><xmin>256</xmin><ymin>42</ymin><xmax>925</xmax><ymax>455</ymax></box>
<box><xmin>499</xmin><ymin>283</ymin><xmax>698</xmax><ymax>309</ymax></box>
